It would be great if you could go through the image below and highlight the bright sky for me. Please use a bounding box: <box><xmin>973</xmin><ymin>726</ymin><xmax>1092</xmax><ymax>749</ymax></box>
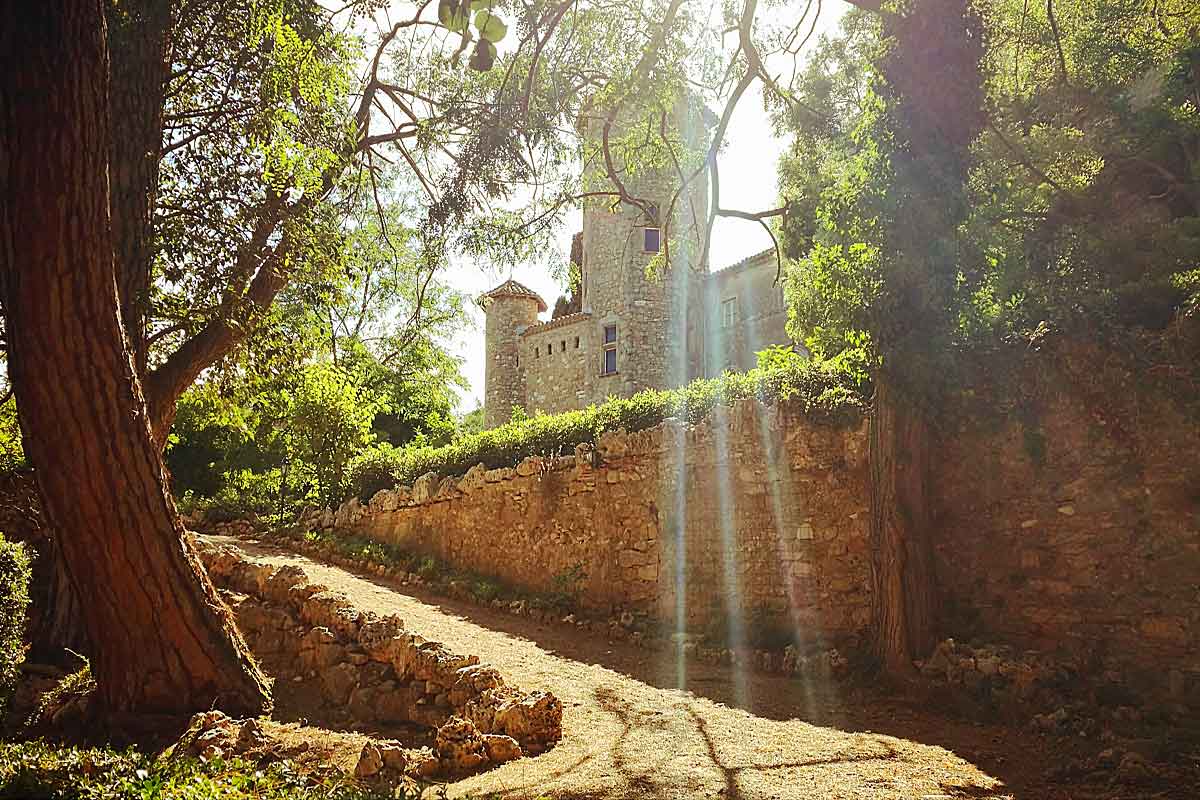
<box><xmin>435</xmin><ymin>6</ymin><xmax>848</xmax><ymax>412</ymax></box>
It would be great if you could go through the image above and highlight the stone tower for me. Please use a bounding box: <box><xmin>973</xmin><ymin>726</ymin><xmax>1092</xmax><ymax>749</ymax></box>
<box><xmin>480</xmin><ymin>279</ymin><xmax>546</xmax><ymax>428</ymax></box>
<box><xmin>577</xmin><ymin>97</ymin><xmax>713</xmax><ymax>398</ymax></box>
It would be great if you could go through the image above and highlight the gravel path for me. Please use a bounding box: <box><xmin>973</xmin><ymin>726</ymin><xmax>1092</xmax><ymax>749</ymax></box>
<box><xmin>210</xmin><ymin>535</ymin><xmax>1105</xmax><ymax>800</ymax></box>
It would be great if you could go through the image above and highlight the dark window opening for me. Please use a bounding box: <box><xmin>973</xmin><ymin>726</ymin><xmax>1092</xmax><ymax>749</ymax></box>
<box><xmin>574</xmin><ymin>336</ymin><xmax>580</xmax><ymax>349</ymax></box>
<box><xmin>643</xmin><ymin>227</ymin><xmax>661</xmax><ymax>253</ymax></box>
<box><xmin>547</xmin><ymin>344</ymin><xmax>552</xmax><ymax>355</ymax></box>
<box><xmin>601</xmin><ymin>324</ymin><xmax>617</xmax><ymax>375</ymax></box>
<box><xmin>560</xmin><ymin>340</ymin><xmax>566</xmax><ymax>352</ymax></box>
<box><xmin>603</xmin><ymin>348</ymin><xmax>617</xmax><ymax>375</ymax></box>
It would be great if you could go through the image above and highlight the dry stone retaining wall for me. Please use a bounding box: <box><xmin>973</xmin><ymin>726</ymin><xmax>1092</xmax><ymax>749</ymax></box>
<box><xmin>195</xmin><ymin>538</ymin><xmax>563</xmax><ymax>774</ymax></box>
<box><xmin>327</xmin><ymin>399</ymin><xmax>873</xmax><ymax>648</ymax></box>
<box><xmin>317</xmin><ymin>337</ymin><xmax>1199</xmax><ymax>713</ymax></box>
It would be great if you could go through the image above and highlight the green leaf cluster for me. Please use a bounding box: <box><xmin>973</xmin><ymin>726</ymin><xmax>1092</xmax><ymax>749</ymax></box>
<box><xmin>0</xmin><ymin>532</ymin><xmax>30</xmax><ymax>723</ymax></box>
<box><xmin>777</xmin><ymin>1</ymin><xmax>1200</xmax><ymax>390</ymax></box>
<box><xmin>0</xmin><ymin>740</ymin><xmax>392</xmax><ymax>800</ymax></box>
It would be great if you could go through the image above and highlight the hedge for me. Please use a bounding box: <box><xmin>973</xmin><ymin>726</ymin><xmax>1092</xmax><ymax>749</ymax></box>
<box><xmin>0</xmin><ymin>531</ymin><xmax>31</xmax><ymax>721</ymax></box>
<box><xmin>347</xmin><ymin>359</ymin><xmax>866</xmax><ymax>502</ymax></box>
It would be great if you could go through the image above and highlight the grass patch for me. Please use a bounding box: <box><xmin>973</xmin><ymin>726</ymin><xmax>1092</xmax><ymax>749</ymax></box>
<box><xmin>0</xmin><ymin>739</ymin><xmax>396</xmax><ymax>800</ymax></box>
<box><xmin>280</xmin><ymin>528</ymin><xmax>585</xmax><ymax>617</ymax></box>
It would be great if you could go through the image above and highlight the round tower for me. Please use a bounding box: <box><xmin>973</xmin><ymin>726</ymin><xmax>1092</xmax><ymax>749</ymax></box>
<box><xmin>479</xmin><ymin>279</ymin><xmax>546</xmax><ymax>428</ymax></box>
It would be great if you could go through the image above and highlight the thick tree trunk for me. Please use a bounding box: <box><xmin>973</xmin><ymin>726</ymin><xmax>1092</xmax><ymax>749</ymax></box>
<box><xmin>0</xmin><ymin>1</ymin><xmax>270</xmax><ymax>716</ymax></box>
<box><xmin>868</xmin><ymin>375</ymin><xmax>936</xmax><ymax>676</ymax></box>
<box><xmin>108</xmin><ymin>0</ymin><xmax>173</xmax><ymax>375</ymax></box>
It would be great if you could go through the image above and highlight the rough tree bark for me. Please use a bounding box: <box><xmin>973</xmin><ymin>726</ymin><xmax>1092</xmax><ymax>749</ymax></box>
<box><xmin>868</xmin><ymin>376</ymin><xmax>936</xmax><ymax>675</ymax></box>
<box><xmin>862</xmin><ymin>0</ymin><xmax>986</xmax><ymax>674</ymax></box>
<box><xmin>0</xmin><ymin>0</ymin><xmax>271</xmax><ymax>716</ymax></box>
<box><xmin>109</xmin><ymin>0</ymin><xmax>173</xmax><ymax>375</ymax></box>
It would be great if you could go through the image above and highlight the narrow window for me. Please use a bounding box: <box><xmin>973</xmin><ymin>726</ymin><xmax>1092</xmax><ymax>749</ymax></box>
<box><xmin>560</xmin><ymin>340</ymin><xmax>566</xmax><ymax>352</ymax></box>
<box><xmin>574</xmin><ymin>336</ymin><xmax>580</xmax><ymax>349</ymax></box>
<box><xmin>547</xmin><ymin>344</ymin><xmax>552</xmax><ymax>356</ymax></box>
<box><xmin>535</xmin><ymin>346</ymin><xmax>539</xmax><ymax>359</ymax></box>
<box><xmin>722</xmin><ymin>297</ymin><xmax>739</xmax><ymax>329</ymax></box>
<box><xmin>643</xmin><ymin>227</ymin><xmax>661</xmax><ymax>253</ymax></box>
<box><xmin>601</xmin><ymin>324</ymin><xmax>617</xmax><ymax>375</ymax></box>
<box><xmin>516</xmin><ymin>355</ymin><xmax>520</xmax><ymax>368</ymax></box>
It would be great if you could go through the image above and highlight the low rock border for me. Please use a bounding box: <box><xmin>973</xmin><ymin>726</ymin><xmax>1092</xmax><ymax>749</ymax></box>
<box><xmin>196</xmin><ymin>538</ymin><xmax>563</xmax><ymax>777</ymax></box>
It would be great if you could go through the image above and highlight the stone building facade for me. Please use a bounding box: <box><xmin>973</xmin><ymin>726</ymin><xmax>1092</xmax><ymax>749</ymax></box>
<box><xmin>480</xmin><ymin>104</ymin><xmax>793</xmax><ymax>427</ymax></box>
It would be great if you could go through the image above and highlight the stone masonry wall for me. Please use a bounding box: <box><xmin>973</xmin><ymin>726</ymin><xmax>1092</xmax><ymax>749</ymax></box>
<box><xmin>706</xmin><ymin>250</ymin><xmax>791</xmax><ymax>374</ymax></box>
<box><xmin>522</xmin><ymin>314</ymin><xmax>594</xmax><ymax>416</ymax></box>
<box><xmin>482</xmin><ymin>294</ymin><xmax>540</xmax><ymax>428</ymax></box>
<box><xmin>341</xmin><ymin>399</ymin><xmax>873</xmax><ymax>647</ymax></box>
<box><xmin>332</xmin><ymin>335</ymin><xmax>1199</xmax><ymax>710</ymax></box>
<box><xmin>932</xmin><ymin>335</ymin><xmax>1200</xmax><ymax>711</ymax></box>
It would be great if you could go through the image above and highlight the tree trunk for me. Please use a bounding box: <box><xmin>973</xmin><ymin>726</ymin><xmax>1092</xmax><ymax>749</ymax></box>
<box><xmin>0</xmin><ymin>1</ymin><xmax>270</xmax><ymax>716</ymax></box>
<box><xmin>868</xmin><ymin>375</ymin><xmax>936</xmax><ymax>676</ymax></box>
<box><xmin>108</xmin><ymin>0</ymin><xmax>173</xmax><ymax>376</ymax></box>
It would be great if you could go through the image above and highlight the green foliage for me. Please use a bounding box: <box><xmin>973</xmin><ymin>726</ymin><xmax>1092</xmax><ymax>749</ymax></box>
<box><xmin>0</xmin><ymin>533</ymin><xmax>31</xmax><ymax>721</ymax></box>
<box><xmin>0</xmin><ymin>740</ymin><xmax>392</xmax><ymax>800</ymax></box>
<box><xmin>346</xmin><ymin>360</ymin><xmax>865</xmax><ymax>501</ymax></box>
<box><xmin>754</xmin><ymin>345</ymin><xmax>803</xmax><ymax>372</ymax></box>
<box><xmin>778</xmin><ymin>1</ymin><xmax>1200</xmax><ymax>385</ymax></box>
<box><xmin>0</xmin><ymin>400</ymin><xmax>24</xmax><ymax>473</ymax></box>
<box><xmin>286</xmin><ymin>364</ymin><xmax>383</xmax><ymax>506</ymax></box>
<box><xmin>545</xmin><ymin>563</ymin><xmax>587</xmax><ymax>611</ymax></box>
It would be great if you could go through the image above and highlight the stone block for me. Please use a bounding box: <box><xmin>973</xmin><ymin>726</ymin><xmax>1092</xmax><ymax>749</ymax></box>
<box><xmin>412</xmin><ymin>472</ymin><xmax>438</xmax><ymax>503</ymax></box>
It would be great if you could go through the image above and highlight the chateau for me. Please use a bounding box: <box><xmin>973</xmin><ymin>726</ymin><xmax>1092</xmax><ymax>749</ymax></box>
<box><xmin>478</xmin><ymin>104</ymin><xmax>794</xmax><ymax>428</ymax></box>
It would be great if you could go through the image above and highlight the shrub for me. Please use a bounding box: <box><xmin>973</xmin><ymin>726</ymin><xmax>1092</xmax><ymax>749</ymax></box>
<box><xmin>0</xmin><ymin>740</ymin><xmax>395</xmax><ymax>800</ymax></box>
<box><xmin>0</xmin><ymin>532</ymin><xmax>31</xmax><ymax>721</ymax></box>
<box><xmin>346</xmin><ymin>359</ymin><xmax>865</xmax><ymax>501</ymax></box>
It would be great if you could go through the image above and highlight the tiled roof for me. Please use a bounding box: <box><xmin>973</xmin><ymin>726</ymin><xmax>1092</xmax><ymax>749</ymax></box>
<box><xmin>520</xmin><ymin>311</ymin><xmax>592</xmax><ymax>337</ymax></box>
<box><xmin>478</xmin><ymin>279</ymin><xmax>548</xmax><ymax>312</ymax></box>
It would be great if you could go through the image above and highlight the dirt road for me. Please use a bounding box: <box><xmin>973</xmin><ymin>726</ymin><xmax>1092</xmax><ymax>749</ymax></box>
<box><xmin>213</xmin><ymin>536</ymin><xmax>1142</xmax><ymax>800</ymax></box>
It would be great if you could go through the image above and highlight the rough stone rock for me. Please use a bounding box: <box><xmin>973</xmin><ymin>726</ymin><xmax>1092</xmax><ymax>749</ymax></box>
<box><xmin>355</xmin><ymin>743</ymin><xmax>383</xmax><ymax>778</ymax></box>
<box><xmin>597</xmin><ymin>428</ymin><xmax>629</xmax><ymax>459</ymax></box>
<box><xmin>334</xmin><ymin>497</ymin><xmax>364</xmax><ymax>528</ymax></box>
<box><xmin>415</xmin><ymin>753</ymin><xmax>440</xmax><ymax>778</ymax></box>
<box><xmin>198</xmin><ymin>538</ymin><xmax>564</xmax><ymax>758</ymax></box>
<box><xmin>320</xmin><ymin>661</ymin><xmax>359</xmax><ymax>705</ymax></box>
<box><xmin>299</xmin><ymin>627</ymin><xmax>345</xmax><ymax>671</ymax></box>
<box><xmin>490</xmin><ymin>690</ymin><xmax>563</xmax><ymax>752</ymax></box>
<box><xmin>370</xmin><ymin>489</ymin><xmax>400</xmax><ymax>512</ymax></box>
<box><xmin>1117</xmin><ymin>752</ymin><xmax>1154</xmax><ymax>783</ymax></box>
<box><xmin>435</xmin><ymin>716</ymin><xmax>488</xmax><ymax>773</ymax></box>
<box><xmin>175</xmin><ymin>711</ymin><xmax>238</xmax><ymax>760</ymax></box>
<box><xmin>573</xmin><ymin>442</ymin><xmax>594</xmax><ymax>467</ymax></box>
<box><xmin>412</xmin><ymin>472</ymin><xmax>438</xmax><ymax>503</ymax></box>
<box><xmin>459</xmin><ymin>464</ymin><xmax>488</xmax><ymax>493</ymax></box>
<box><xmin>482</xmin><ymin>734</ymin><xmax>523</xmax><ymax>764</ymax></box>
<box><xmin>263</xmin><ymin>565</ymin><xmax>308</xmax><ymax>605</ymax></box>
<box><xmin>378</xmin><ymin>741</ymin><xmax>408</xmax><ymax>771</ymax></box>
<box><xmin>300</xmin><ymin>591</ymin><xmax>361</xmax><ymax>640</ymax></box>
<box><xmin>515</xmin><ymin>456</ymin><xmax>543</xmax><ymax>477</ymax></box>
<box><xmin>358</xmin><ymin>614</ymin><xmax>407</xmax><ymax>662</ymax></box>
<box><xmin>235</xmin><ymin>719</ymin><xmax>270</xmax><ymax>752</ymax></box>
<box><xmin>410</xmin><ymin>641</ymin><xmax>478</xmax><ymax>683</ymax></box>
